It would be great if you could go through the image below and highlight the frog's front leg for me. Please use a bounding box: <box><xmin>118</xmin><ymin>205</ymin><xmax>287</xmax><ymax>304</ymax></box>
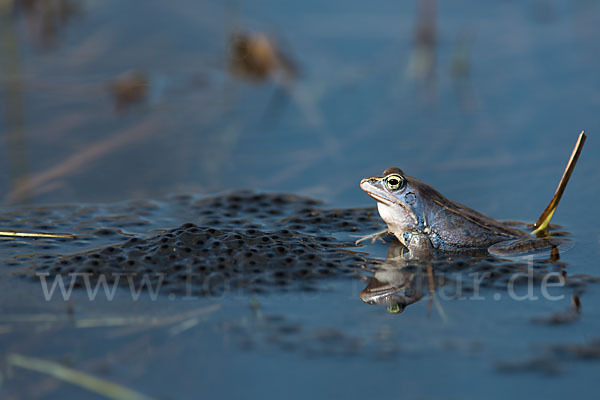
<box><xmin>354</xmin><ymin>229</ymin><xmax>391</xmax><ymax>246</ymax></box>
<box><xmin>403</xmin><ymin>231</ymin><xmax>434</xmax><ymax>259</ymax></box>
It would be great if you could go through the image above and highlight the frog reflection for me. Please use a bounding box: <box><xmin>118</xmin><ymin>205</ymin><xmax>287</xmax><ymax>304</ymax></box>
<box><xmin>360</xmin><ymin>239</ymin><xmax>567</xmax><ymax>314</ymax></box>
<box><xmin>360</xmin><ymin>242</ymin><xmax>446</xmax><ymax>314</ymax></box>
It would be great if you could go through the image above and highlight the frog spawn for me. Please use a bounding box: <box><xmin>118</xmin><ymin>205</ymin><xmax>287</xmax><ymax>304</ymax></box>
<box><xmin>9</xmin><ymin>192</ymin><xmax>383</xmax><ymax>296</ymax></box>
<box><xmin>28</xmin><ymin>224</ymin><xmax>370</xmax><ymax>296</ymax></box>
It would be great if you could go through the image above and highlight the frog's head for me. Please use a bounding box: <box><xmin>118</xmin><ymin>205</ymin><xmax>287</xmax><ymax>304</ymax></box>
<box><xmin>359</xmin><ymin>267</ymin><xmax>415</xmax><ymax>314</ymax></box>
<box><xmin>360</xmin><ymin>168</ymin><xmax>423</xmax><ymax>243</ymax></box>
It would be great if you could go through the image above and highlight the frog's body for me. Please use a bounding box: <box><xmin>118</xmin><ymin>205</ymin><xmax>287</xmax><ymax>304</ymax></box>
<box><xmin>360</xmin><ymin>168</ymin><xmax>550</xmax><ymax>256</ymax></box>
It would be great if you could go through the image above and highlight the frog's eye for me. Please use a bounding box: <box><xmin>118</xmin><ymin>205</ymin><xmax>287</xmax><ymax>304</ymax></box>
<box><xmin>385</xmin><ymin>174</ymin><xmax>404</xmax><ymax>191</ymax></box>
<box><xmin>386</xmin><ymin>302</ymin><xmax>404</xmax><ymax>314</ymax></box>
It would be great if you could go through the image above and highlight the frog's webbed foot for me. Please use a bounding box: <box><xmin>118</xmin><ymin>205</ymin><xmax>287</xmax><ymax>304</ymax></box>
<box><xmin>354</xmin><ymin>229</ymin><xmax>391</xmax><ymax>246</ymax></box>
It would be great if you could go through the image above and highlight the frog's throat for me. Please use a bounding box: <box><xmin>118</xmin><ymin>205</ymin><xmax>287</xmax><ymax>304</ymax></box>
<box><xmin>361</xmin><ymin>285</ymin><xmax>399</xmax><ymax>301</ymax></box>
<box><xmin>363</xmin><ymin>190</ymin><xmax>393</xmax><ymax>206</ymax></box>
<box><xmin>364</xmin><ymin>190</ymin><xmax>419</xmax><ymax>225</ymax></box>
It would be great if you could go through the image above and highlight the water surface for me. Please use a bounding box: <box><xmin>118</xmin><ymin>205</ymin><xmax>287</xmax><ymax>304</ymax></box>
<box><xmin>1</xmin><ymin>1</ymin><xmax>599</xmax><ymax>399</ymax></box>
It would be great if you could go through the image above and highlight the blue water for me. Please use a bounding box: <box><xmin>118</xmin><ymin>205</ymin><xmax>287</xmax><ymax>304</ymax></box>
<box><xmin>1</xmin><ymin>0</ymin><xmax>600</xmax><ymax>399</ymax></box>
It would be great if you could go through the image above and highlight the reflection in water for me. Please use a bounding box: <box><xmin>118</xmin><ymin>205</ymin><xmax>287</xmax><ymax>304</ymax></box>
<box><xmin>0</xmin><ymin>4</ymin><xmax>31</xmax><ymax>203</ymax></box>
<box><xmin>227</xmin><ymin>31</ymin><xmax>298</xmax><ymax>127</ymax></box>
<box><xmin>406</xmin><ymin>0</ymin><xmax>437</xmax><ymax>100</ymax></box>
<box><xmin>450</xmin><ymin>29</ymin><xmax>478</xmax><ymax>112</ymax></box>
<box><xmin>360</xmin><ymin>239</ymin><xmax>573</xmax><ymax>315</ymax></box>
<box><xmin>228</xmin><ymin>31</ymin><xmax>297</xmax><ymax>84</ymax></box>
<box><xmin>360</xmin><ymin>242</ymin><xmax>444</xmax><ymax>314</ymax></box>
<box><xmin>225</xmin><ymin>27</ymin><xmax>338</xmax><ymax>171</ymax></box>
<box><xmin>531</xmin><ymin>294</ymin><xmax>581</xmax><ymax>325</ymax></box>
<box><xmin>109</xmin><ymin>70</ymin><xmax>149</xmax><ymax>112</ymax></box>
<box><xmin>4</xmin><ymin>118</ymin><xmax>161</xmax><ymax>204</ymax></box>
<box><xmin>1</xmin><ymin>0</ymin><xmax>85</xmax><ymax>204</ymax></box>
<box><xmin>15</xmin><ymin>0</ymin><xmax>81</xmax><ymax>48</ymax></box>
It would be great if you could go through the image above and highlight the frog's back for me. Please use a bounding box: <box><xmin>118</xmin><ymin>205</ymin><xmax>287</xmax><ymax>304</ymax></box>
<box><xmin>413</xmin><ymin>178</ymin><xmax>526</xmax><ymax>250</ymax></box>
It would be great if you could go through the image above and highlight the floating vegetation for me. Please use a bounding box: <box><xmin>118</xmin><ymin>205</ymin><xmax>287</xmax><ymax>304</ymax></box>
<box><xmin>531</xmin><ymin>131</ymin><xmax>587</xmax><ymax>237</ymax></box>
<box><xmin>0</xmin><ymin>230</ymin><xmax>75</xmax><ymax>239</ymax></box>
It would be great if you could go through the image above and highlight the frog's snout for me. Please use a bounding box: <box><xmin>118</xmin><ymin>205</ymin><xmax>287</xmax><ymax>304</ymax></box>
<box><xmin>360</xmin><ymin>177</ymin><xmax>378</xmax><ymax>187</ymax></box>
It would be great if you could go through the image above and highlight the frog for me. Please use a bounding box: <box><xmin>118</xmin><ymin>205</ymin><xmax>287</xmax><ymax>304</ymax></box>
<box><xmin>359</xmin><ymin>167</ymin><xmax>565</xmax><ymax>258</ymax></box>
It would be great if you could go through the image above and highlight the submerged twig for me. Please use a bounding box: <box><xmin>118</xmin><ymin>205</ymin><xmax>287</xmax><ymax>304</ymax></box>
<box><xmin>0</xmin><ymin>305</ymin><xmax>221</xmax><ymax>336</ymax></box>
<box><xmin>426</xmin><ymin>262</ymin><xmax>447</xmax><ymax>322</ymax></box>
<box><xmin>7</xmin><ymin>353</ymin><xmax>155</xmax><ymax>400</ymax></box>
<box><xmin>76</xmin><ymin>304</ymin><xmax>221</xmax><ymax>330</ymax></box>
<box><xmin>531</xmin><ymin>131</ymin><xmax>586</xmax><ymax>237</ymax></box>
